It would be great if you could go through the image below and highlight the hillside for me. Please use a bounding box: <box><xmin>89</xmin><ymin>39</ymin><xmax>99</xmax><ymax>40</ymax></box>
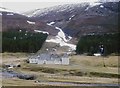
<box><xmin>0</xmin><ymin>7</ymin><xmax>58</xmax><ymax>35</ymax></box>
<box><xmin>1</xmin><ymin>2</ymin><xmax>119</xmax><ymax>53</ymax></box>
<box><xmin>24</xmin><ymin>2</ymin><xmax>119</xmax><ymax>38</ymax></box>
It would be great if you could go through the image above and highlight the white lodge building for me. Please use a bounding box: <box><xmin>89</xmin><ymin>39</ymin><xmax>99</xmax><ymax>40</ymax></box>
<box><xmin>29</xmin><ymin>53</ymin><xmax>69</xmax><ymax>65</ymax></box>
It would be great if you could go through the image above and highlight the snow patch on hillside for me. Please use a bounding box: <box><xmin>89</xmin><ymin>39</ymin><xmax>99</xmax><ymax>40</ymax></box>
<box><xmin>100</xmin><ymin>5</ymin><xmax>104</xmax><ymax>8</ymax></box>
<box><xmin>27</xmin><ymin>20</ymin><xmax>35</xmax><ymax>24</ymax></box>
<box><xmin>47</xmin><ymin>22</ymin><xmax>55</xmax><ymax>26</ymax></box>
<box><xmin>68</xmin><ymin>36</ymin><xmax>72</xmax><ymax>41</ymax></box>
<box><xmin>46</xmin><ymin>22</ymin><xmax>75</xmax><ymax>50</ymax></box>
<box><xmin>23</xmin><ymin>2</ymin><xmax>104</xmax><ymax>18</ymax></box>
<box><xmin>55</xmin><ymin>27</ymin><xmax>69</xmax><ymax>42</ymax></box>
<box><xmin>69</xmin><ymin>15</ymin><xmax>75</xmax><ymax>20</ymax></box>
<box><xmin>34</xmin><ymin>30</ymin><xmax>49</xmax><ymax>35</ymax></box>
<box><xmin>85</xmin><ymin>6</ymin><xmax>90</xmax><ymax>11</ymax></box>
<box><xmin>90</xmin><ymin>2</ymin><xmax>101</xmax><ymax>7</ymax></box>
<box><xmin>0</xmin><ymin>7</ymin><xmax>14</xmax><ymax>12</ymax></box>
<box><xmin>7</xmin><ymin>13</ymin><xmax>14</xmax><ymax>15</ymax></box>
<box><xmin>85</xmin><ymin>2</ymin><xmax>102</xmax><ymax>11</ymax></box>
<box><xmin>32</xmin><ymin>10</ymin><xmax>41</xmax><ymax>16</ymax></box>
<box><xmin>46</xmin><ymin>37</ymin><xmax>76</xmax><ymax>50</ymax></box>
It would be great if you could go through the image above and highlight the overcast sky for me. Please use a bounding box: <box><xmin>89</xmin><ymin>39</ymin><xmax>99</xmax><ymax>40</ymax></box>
<box><xmin>1</xmin><ymin>2</ymin><xmax>80</xmax><ymax>13</ymax></box>
<box><xmin>0</xmin><ymin>0</ymin><xmax>99</xmax><ymax>13</ymax></box>
<box><xmin>0</xmin><ymin>0</ymin><xmax>119</xmax><ymax>13</ymax></box>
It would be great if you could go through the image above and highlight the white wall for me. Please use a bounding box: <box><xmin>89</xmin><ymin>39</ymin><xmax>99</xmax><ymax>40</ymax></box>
<box><xmin>38</xmin><ymin>60</ymin><xmax>44</xmax><ymax>64</ymax></box>
<box><xmin>29</xmin><ymin>57</ymin><xmax>69</xmax><ymax>65</ymax></box>
<box><xmin>54</xmin><ymin>60</ymin><xmax>62</xmax><ymax>64</ymax></box>
<box><xmin>29</xmin><ymin>59</ymin><xmax>38</xmax><ymax>64</ymax></box>
<box><xmin>61</xmin><ymin>57</ymin><xmax>69</xmax><ymax>65</ymax></box>
<box><xmin>38</xmin><ymin>60</ymin><xmax>61</xmax><ymax>64</ymax></box>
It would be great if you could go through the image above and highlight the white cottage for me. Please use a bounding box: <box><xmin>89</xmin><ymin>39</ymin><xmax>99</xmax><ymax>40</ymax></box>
<box><xmin>29</xmin><ymin>53</ymin><xmax>69</xmax><ymax>65</ymax></box>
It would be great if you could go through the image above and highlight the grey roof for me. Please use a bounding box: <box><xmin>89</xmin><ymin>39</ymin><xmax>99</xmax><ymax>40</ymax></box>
<box><xmin>40</xmin><ymin>53</ymin><xmax>51</xmax><ymax>61</ymax></box>
<box><xmin>50</xmin><ymin>54</ymin><xmax>61</xmax><ymax>61</ymax></box>
<box><xmin>30</xmin><ymin>53</ymin><xmax>68</xmax><ymax>61</ymax></box>
<box><xmin>39</xmin><ymin>53</ymin><xmax>61</xmax><ymax>61</ymax></box>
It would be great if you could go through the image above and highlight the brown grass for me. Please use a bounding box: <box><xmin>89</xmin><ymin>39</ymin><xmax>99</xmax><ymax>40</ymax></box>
<box><xmin>1</xmin><ymin>53</ymin><xmax>119</xmax><ymax>86</ymax></box>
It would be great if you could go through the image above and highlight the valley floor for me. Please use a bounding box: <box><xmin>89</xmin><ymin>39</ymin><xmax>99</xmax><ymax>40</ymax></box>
<box><xmin>0</xmin><ymin>53</ymin><xmax>119</xmax><ymax>87</ymax></box>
